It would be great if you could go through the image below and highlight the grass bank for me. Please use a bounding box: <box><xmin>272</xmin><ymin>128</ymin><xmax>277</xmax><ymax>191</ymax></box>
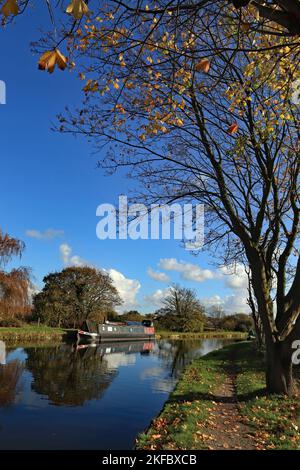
<box><xmin>156</xmin><ymin>330</ymin><xmax>247</xmax><ymax>340</ymax></box>
<box><xmin>0</xmin><ymin>326</ymin><xmax>76</xmax><ymax>343</ymax></box>
<box><xmin>137</xmin><ymin>342</ymin><xmax>300</xmax><ymax>450</ymax></box>
<box><xmin>0</xmin><ymin>326</ymin><xmax>246</xmax><ymax>344</ymax></box>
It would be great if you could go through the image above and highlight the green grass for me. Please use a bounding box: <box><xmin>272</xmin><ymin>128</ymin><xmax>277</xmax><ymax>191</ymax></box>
<box><xmin>0</xmin><ymin>325</ymin><xmax>76</xmax><ymax>343</ymax></box>
<box><xmin>156</xmin><ymin>330</ymin><xmax>247</xmax><ymax>339</ymax></box>
<box><xmin>236</xmin><ymin>352</ymin><xmax>300</xmax><ymax>450</ymax></box>
<box><xmin>136</xmin><ymin>342</ymin><xmax>300</xmax><ymax>450</ymax></box>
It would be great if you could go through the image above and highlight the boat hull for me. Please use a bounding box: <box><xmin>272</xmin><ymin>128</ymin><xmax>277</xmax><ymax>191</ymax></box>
<box><xmin>77</xmin><ymin>331</ymin><xmax>155</xmax><ymax>343</ymax></box>
<box><xmin>77</xmin><ymin>321</ymin><xmax>155</xmax><ymax>343</ymax></box>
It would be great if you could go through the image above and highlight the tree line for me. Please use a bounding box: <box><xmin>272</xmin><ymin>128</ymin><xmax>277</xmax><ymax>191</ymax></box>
<box><xmin>0</xmin><ymin>239</ymin><xmax>252</xmax><ymax>333</ymax></box>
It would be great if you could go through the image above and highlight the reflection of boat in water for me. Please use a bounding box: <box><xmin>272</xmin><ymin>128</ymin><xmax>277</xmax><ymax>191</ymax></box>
<box><xmin>75</xmin><ymin>340</ymin><xmax>154</xmax><ymax>356</ymax></box>
<box><xmin>77</xmin><ymin>320</ymin><xmax>155</xmax><ymax>343</ymax></box>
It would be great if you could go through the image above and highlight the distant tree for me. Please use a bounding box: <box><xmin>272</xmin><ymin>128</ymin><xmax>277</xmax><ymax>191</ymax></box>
<box><xmin>32</xmin><ymin>266</ymin><xmax>122</xmax><ymax>328</ymax></box>
<box><xmin>0</xmin><ymin>229</ymin><xmax>31</xmax><ymax>325</ymax></box>
<box><xmin>206</xmin><ymin>305</ymin><xmax>226</xmax><ymax>330</ymax></box>
<box><xmin>158</xmin><ymin>285</ymin><xmax>205</xmax><ymax>332</ymax></box>
<box><xmin>106</xmin><ymin>310</ymin><xmax>121</xmax><ymax>322</ymax></box>
<box><xmin>207</xmin><ymin>305</ymin><xmax>226</xmax><ymax>320</ymax></box>
<box><xmin>220</xmin><ymin>313</ymin><xmax>253</xmax><ymax>332</ymax></box>
<box><xmin>120</xmin><ymin>310</ymin><xmax>146</xmax><ymax>322</ymax></box>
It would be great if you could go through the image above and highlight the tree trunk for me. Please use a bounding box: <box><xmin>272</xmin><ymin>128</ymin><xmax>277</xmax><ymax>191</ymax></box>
<box><xmin>265</xmin><ymin>341</ymin><xmax>294</xmax><ymax>396</ymax></box>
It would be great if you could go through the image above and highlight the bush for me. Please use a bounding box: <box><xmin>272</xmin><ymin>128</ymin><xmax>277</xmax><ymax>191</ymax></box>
<box><xmin>219</xmin><ymin>313</ymin><xmax>253</xmax><ymax>332</ymax></box>
<box><xmin>155</xmin><ymin>313</ymin><xmax>204</xmax><ymax>333</ymax></box>
<box><xmin>0</xmin><ymin>316</ymin><xmax>25</xmax><ymax>327</ymax></box>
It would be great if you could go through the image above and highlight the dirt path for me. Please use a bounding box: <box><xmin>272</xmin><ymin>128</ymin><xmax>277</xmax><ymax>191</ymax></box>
<box><xmin>198</xmin><ymin>365</ymin><xmax>258</xmax><ymax>450</ymax></box>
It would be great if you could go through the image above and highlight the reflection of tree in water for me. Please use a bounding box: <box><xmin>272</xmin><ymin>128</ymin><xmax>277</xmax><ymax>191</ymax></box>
<box><xmin>25</xmin><ymin>345</ymin><xmax>117</xmax><ymax>406</ymax></box>
<box><xmin>0</xmin><ymin>360</ymin><xmax>24</xmax><ymax>406</ymax></box>
<box><xmin>156</xmin><ymin>339</ymin><xmax>225</xmax><ymax>378</ymax></box>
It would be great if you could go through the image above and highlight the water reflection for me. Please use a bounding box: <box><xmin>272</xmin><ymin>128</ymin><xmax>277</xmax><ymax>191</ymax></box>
<box><xmin>25</xmin><ymin>345</ymin><xmax>116</xmax><ymax>406</ymax></box>
<box><xmin>0</xmin><ymin>338</ymin><xmax>231</xmax><ymax>449</ymax></box>
<box><xmin>25</xmin><ymin>341</ymin><xmax>155</xmax><ymax>407</ymax></box>
<box><xmin>145</xmin><ymin>339</ymin><xmax>226</xmax><ymax>393</ymax></box>
<box><xmin>156</xmin><ymin>339</ymin><xmax>209</xmax><ymax>378</ymax></box>
<box><xmin>0</xmin><ymin>359</ymin><xmax>24</xmax><ymax>406</ymax></box>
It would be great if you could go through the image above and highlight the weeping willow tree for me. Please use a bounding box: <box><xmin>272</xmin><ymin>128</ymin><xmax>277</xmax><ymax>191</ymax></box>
<box><xmin>0</xmin><ymin>230</ymin><xmax>31</xmax><ymax>323</ymax></box>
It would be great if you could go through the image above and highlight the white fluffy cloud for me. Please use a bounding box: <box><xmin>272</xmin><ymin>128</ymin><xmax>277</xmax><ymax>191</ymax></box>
<box><xmin>216</xmin><ymin>264</ymin><xmax>250</xmax><ymax>312</ymax></box>
<box><xmin>144</xmin><ymin>288</ymin><xmax>171</xmax><ymax>309</ymax></box>
<box><xmin>219</xmin><ymin>264</ymin><xmax>249</xmax><ymax>290</ymax></box>
<box><xmin>28</xmin><ymin>283</ymin><xmax>41</xmax><ymax>301</ymax></box>
<box><xmin>158</xmin><ymin>258</ymin><xmax>215</xmax><ymax>282</ymax></box>
<box><xmin>59</xmin><ymin>243</ymin><xmax>87</xmax><ymax>267</ymax></box>
<box><xmin>201</xmin><ymin>294</ymin><xmax>223</xmax><ymax>307</ymax></box>
<box><xmin>223</xmin><ymin>292</ymin><xmax>249</xmax><ymax>313</ymax></box>
<box><xmin>146</xmin><ymin>259</ymin><xmax>250</xmax><ymax>314</ymax></box>
<box><xmin>147</xmin><ymin>267</ymin><xmax>170</xmax><ymax>283</ymax></box>
<box><xmin>107</xmin><ymin>268</ymin><xmax>141</xmax><ymax>311</ymax></box>
<box><xmin>158</xmin><ymin>258</ymin><xmax>248</xmax><ymax>288</ymax></box>
<box><xmin>26</xmin><ymin>229</ymin><xmax>64</xmax><ymax>240</ymax></box>
<box><xmin>202</xmin><ymin>291</ymin><xmax>250</xmax><ymax>314</ymax></box>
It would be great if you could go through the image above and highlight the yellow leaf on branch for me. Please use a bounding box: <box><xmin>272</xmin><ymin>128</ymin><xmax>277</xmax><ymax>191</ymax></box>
<box><xmin>1</xmin><ymin>0</ymin><xmax>19</xmax><ymax>17</ymax></box>
<box><xmin>38</xmin><ymin>49</ymin><xmax>68</xmax><ymax>74</ymax></box>
<box><xmin>66</xmin><ymin>0</ymin><xmax>89</xmax><ymax>20</ymax></box>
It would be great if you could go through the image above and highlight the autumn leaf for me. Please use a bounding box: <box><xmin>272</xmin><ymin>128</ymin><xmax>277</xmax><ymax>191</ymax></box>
<box><xmin>195</xmin><ymin>58</ymin><xmax>210</xmax><ymax>73</ymax></box>
<box><xmin>174</xmin><ymin>118</ymin><xmax>184</xmax><ymax>126</ymax></box>
<box><xmin>227</xmin><ymin>123</ymin><xmax>238</xmax><ymax>134</ymax></box>
<box><xmin>66</xmin><ymin>0</ymin><xmax>89</xmax><ymax>20</ymax></box>
<box><xmin>38</xmin><ymin>49</ymin><xmax>68</xmax><ymax>74</ymax></box>
<box><xmin>1</xmin><ymin>0</ymin><xmax>19</xmax><ymax>17</ymax></box>
<box><xmin>240</xmin><ymin>22</ymin><xmax>251</xmax><ymax>32</ymax></box>
<box><xmin>55</xmin><ymin>49</ymin><xmax>68</xmax><ymax>70</ymax></box>
<box><xmin>115</xmin><ymin>103</ymin><xmax>126</xmax><ymax>114</ymax></box>
<box><xmin>83</xmin><ymin>79</ymin><xmax>99</xmax><ymax>93</ymax></box>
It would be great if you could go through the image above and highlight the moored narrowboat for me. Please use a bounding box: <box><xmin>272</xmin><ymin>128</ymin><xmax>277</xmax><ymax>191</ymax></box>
<box><xmin>77</xmin><ymin>319</ymin><xmax>155</xmax><ymax>343</ymax></box>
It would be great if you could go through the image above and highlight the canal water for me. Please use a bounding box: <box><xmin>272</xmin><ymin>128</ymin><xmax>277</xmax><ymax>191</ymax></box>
<box><xmin>0</xmin><ymin>338</ymin><xmax>232</xmax><ymax>449</ymax></box>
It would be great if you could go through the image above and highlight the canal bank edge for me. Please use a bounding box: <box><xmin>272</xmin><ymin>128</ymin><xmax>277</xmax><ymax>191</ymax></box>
<box><xmin>136</xmin><ymin>342</ymin><xmax>300</xmax><ymax>450</ymax></box>
<box><xmin>155</xmin><ymin>331</ymin><xmax>247</xmax><ymax>340</ymax></box>
<box><xmin>0</xmin><ymin>327</ymin><xmax>246</xmax><ymax>344</ymax></box>
<box><xmin>0</xmin><ymin>326</ymin><xmax>76</xmax><ymax>343</ymax></box>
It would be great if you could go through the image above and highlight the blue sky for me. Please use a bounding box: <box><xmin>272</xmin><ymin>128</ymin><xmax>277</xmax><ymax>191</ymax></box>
<box><xmin>0</xmin><ymin>6</ymin><xmax>249</xmax><ymax>314</ymax></box>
